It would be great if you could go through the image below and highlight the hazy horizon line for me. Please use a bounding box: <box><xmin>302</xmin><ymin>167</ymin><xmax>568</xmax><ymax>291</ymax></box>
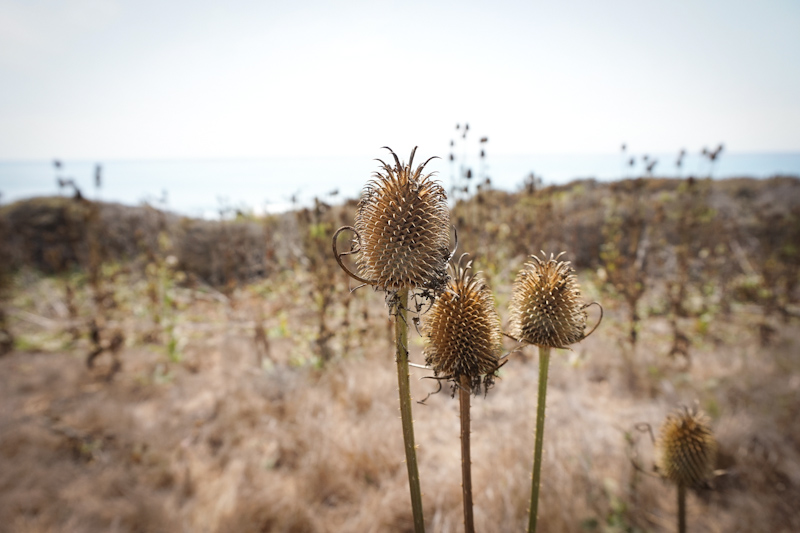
<box><xmin>3</xmin><ymin>148</ymin><xmax>800</xmax><ymax>164</ymax></box>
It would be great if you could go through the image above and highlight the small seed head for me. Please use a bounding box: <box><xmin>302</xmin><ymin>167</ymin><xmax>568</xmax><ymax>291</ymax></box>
<box><xmin>354</xmin><ymin>147</ymin><xmax>450</xmax><ymax>294</ymax></box>
<box><xmin>657</xmin><ymin>406</ymin><xmax>717</xmax><ymax>488</ymax></box>
<box><xmin>423</xmin><ymin>255</ymin><xmax>503</xmax><ymax>392</ymax></box>
<box><xmin>509</xmin><ymin>251</ymin><xmax>587</xmax><ymax>348</ymax></box>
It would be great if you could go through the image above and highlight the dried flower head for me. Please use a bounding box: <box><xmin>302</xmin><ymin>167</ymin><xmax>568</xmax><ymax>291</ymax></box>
<box><xmin>353</xmin><ymin>147</ymin><xmax>451</xmax><ymax>294</ymax></box>
<box><xmin>509</xmin><ymin>251</ymin><xmax>587</xmax><ymax>348</ymax></box>
<box><xmin>423</xmin><ymin>254</ymin><xmax>503</xmax><ymax>392</ymax></box>
<box><xmin>657</xmin><ymin>406</ymin><xmax>717</xmax><ymax>488</ymax></box>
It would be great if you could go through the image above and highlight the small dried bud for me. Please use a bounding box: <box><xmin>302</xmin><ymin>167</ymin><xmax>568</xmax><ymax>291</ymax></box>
<box><xmin>657</xmin><ymin>406</ymin><xmax>717</xmax><ymax>488</ymax></box>
<box><xmin>509</xmin><ymin>252</ymin><xmax>587</xmax><ymax>348</ymax></box>
<box><xmin>423</xmin><ymin>255</ymin><xmax>502</xmax><ymax>391</ymax></box>
<box><xmin>354</xmin><ymin>147</ymin><xmax>451</xmax><ymax>293</ymax></box>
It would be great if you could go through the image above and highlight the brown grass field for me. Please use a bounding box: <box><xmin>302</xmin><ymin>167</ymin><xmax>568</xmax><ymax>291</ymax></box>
<box><xmin>0</xmin><ymin>176</ymin><xmax>799</xmax><ymax>532</ymax></box>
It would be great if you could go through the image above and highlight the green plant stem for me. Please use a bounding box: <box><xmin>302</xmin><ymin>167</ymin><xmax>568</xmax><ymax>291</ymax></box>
<box><xmin>528</xmin><ymin>345</ymin><xmax>551</xmax><ymax>533</ymax></box>
<box><xmin>395</xmin><ymin>289</ymin><xmax>425</xmax><ymax>533</ymax></box>
<box><xmin>677</xmin><ymin>483</ymin><xmax>686</xmax><ymax>533</ymax></box>
<box><xmin>459</xmin><ymin>374</ymin><xmax>475</xmax><ymax>533</ymax></box>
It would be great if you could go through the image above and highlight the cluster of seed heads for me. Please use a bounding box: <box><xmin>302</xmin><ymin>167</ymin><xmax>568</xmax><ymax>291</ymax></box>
<box><xmin>509</xmin><ymin>251</ymin><xmax>587</xmax><ymax>348</ymax></box>
<box><xmin>354</xmin><ymin>147</ymin><xmax>451</xmax><ymax>295</ymax></box>
<box><xmin>423</xmin><ymin>254</ymin><xmax>503</xmax><ymax>393</ymax></box>
<box><xmin>657</xmin><ymin>406</ymin><xmax>718</xmax><ymax>488</ymax></box>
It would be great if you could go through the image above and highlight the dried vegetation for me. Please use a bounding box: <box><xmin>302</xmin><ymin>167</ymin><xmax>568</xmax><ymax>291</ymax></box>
<box><xmin>0</xmin><ymin>175</ymin><xmax>799</xmax><ymax>532</ymax></box>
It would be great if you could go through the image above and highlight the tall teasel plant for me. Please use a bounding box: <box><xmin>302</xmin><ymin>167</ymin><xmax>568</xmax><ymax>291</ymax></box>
<box><xmin>657</xmin><ymin>406</ymin><xmax>718</xmax><ymax>533</ymax></box>
<box><xmin>508</xmin><ymin>252</ymin><xmax>602</xmax><ymax>533</ymax></box>
<box><xmin>422</xmin><ymin>253</ymin><xmax>504</xmax><ymax>533</ymax></box>
<box><xmin>332</xmin><ymin>147</ymin><xmax>453</xmax><ymax>532</ymax></box>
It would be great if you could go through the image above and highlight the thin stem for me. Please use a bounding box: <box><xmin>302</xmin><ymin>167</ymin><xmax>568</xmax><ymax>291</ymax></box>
<box><xmin>459</xmin><ymin>374</ymin><xmax>475</xmax><ymax>533</ymax></box>
<box><xmin>677</xmin><ymin>483</ymin><xmax>686</xmax><ymax>533</ymax></box>
<box><xmin>395</xmin><ymin>289</ymin><xmax>425</xmax><ymax>532</ymax></box>
<box><xmin>528</xmin><ymin>346</ymin><xmax>551</xmax><ymax>533</ymax></box>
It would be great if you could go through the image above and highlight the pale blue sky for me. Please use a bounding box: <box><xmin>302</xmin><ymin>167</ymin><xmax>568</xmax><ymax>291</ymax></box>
<box><xmin>1</xmin><ymin>0</ymin><xmax>799</xmax><ymax>160</ymax></box>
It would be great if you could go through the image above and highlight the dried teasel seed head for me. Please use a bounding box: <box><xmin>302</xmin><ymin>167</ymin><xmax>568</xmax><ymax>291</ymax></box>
<box><xmin>657</xmin><ymin>406</ymin><xmax>717</xmax><ymax>488</ymax></box>
<box><xmin>354</xmin><ymin>147</ymin><xmax>451</xmax><ymax>293</ymax></box>
<box><xmin>423</xmin><ymin>254</ymin><xmax>503</xmax><ymax>392</ymax></box>
<box><xmin>509</xmin><ymin>251</ymin><xmax>587</xmax><ymax>348</ymax></box>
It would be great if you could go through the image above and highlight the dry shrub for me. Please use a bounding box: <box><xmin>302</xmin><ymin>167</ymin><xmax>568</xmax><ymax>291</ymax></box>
<box><xmin>2</xmin><ymin>177</ymin><xmax>800</xmax><ymax>533</ymax></box>
<box><xmin>2</xmin><ymin>281</ymin><xmax>799</xmax><ymax>532</ymax></box>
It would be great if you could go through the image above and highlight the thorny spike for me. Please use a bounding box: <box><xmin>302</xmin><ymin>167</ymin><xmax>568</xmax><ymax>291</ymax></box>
<box><xmin>407</xmin><ymin>146</ymin><xmax>417</xmax><ymax>171</ymax></box>
<box><xmin>445</xmin><ymin>224</ymin><xmax>460</xmax><ymax>263</ymax></box>
<box><xmin>421</xmin><ymin>155</ymin><xmax>439</xmax><ymax>169</ymax></box>
<box><xmin>381</xmin><ymin>146</ymin><xmax>403</xmax><ymax>174</ymax></box>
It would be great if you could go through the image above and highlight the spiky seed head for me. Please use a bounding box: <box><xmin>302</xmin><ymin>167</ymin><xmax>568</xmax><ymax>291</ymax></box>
<box><xmin>354</xmin><ymin>147</ymin><xmax>451</xmax><ymax>293</ymax></box>
<box><xmin>509</xmin><ymin>251</ymin><xmax>587</xmax><ymax>348</ymax></box>
<box><xmin>657</xmin><ymin>406</ymin><xmax>717</xmax><ymax>488</ymax></box>
<box><xmin>423</xmin><ymin>255</ymin><xmax>503</xmax><ymax>392</ymax></box>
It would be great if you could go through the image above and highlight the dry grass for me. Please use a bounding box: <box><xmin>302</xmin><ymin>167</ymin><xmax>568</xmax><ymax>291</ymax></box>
<box><xmin>1</xmin><ymin>178</ymin><xmax>799</xmax><ymax>532</ymax></box>
<box><xmin>1</xmin><ymin>266</ymin><xmax>798</xmax><ymax>533</ymax></box>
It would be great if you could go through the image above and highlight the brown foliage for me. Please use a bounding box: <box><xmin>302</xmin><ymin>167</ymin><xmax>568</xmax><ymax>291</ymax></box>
<box><xmin>1</xmin><ymin>176</ymin><xmax>799</xmax><ymax>531</ymax></box>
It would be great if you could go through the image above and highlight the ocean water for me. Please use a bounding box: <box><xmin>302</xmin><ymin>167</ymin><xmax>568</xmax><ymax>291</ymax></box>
<box><xmin>1</xmin><ymin>152</ymin><xmax>799</xmax><ymax>218</ymax></box>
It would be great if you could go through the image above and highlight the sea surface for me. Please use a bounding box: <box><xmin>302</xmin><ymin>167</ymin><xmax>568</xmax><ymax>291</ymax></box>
<box><xmin>1</xmin><ymin>152</ymin><xmax>799</xmax><ymax>218</ymax></box>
